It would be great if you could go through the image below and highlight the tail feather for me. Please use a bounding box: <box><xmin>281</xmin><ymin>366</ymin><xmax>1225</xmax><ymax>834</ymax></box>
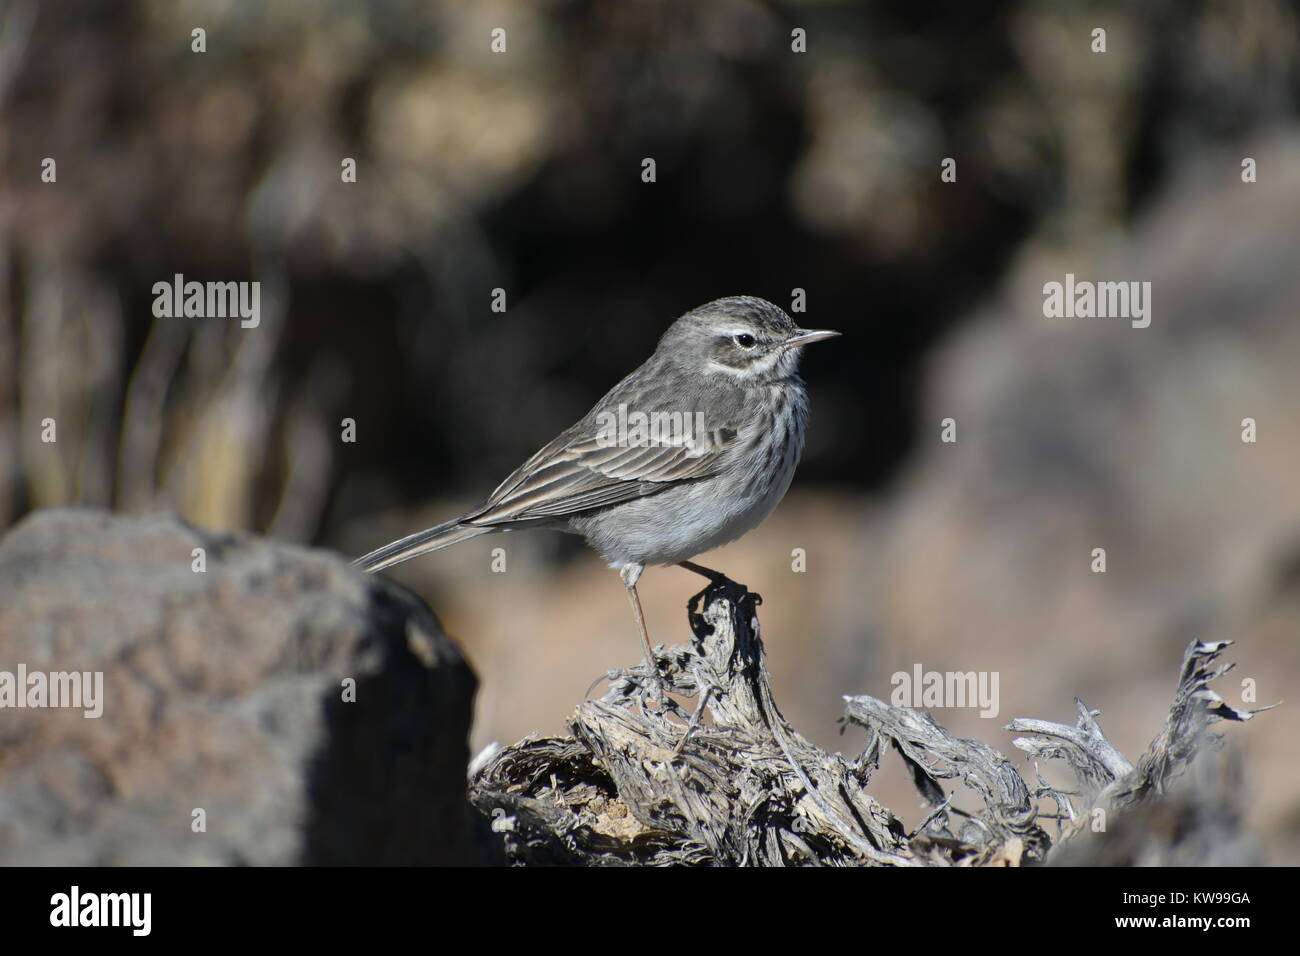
<box><xmin>353</xmin><ymin>517</ymin><xmax>492</xmax><ymax>573</ymax></box>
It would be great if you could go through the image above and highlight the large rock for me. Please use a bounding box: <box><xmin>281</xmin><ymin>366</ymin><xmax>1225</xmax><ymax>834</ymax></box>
<box><xmin>0</xmin><ymin>508</ymin><xmax>479</xmax><ymax>865</ymax></box>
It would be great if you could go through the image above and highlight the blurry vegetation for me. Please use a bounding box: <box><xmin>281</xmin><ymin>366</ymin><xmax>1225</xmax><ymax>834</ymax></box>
<box><xmin>0</xmin><ymin>0</ymin><xmax>1297</xmax><ymax>543</ymax></box>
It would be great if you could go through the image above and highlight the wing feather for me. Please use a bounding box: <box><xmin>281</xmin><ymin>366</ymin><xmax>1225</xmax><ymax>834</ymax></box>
<box><xmin>469</xmin><ymin>420</ymin><xmax>737</xmax><ymax>526</ymax></box>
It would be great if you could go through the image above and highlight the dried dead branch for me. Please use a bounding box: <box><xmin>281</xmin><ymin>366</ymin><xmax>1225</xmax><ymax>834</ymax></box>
<box><xmin>469</xmin><ymin>578</ymin><xmax>1273</xmax><ymax>866</ymax></box>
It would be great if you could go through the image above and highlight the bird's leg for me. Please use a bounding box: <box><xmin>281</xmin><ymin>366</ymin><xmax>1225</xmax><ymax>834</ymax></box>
<box><xmin>622</xmin><ymin>569</ymin><xmax>655</xmax><ymax>666</ymax></box>
<box><xmin>619</xmin><ymin>563</ymin><xmax>666</xmax><ymax>700</ymax></box>
<box><xmin>677</xmin><ymin>560</ymin><xmax>730</xmax><ymax>584</ymax></box>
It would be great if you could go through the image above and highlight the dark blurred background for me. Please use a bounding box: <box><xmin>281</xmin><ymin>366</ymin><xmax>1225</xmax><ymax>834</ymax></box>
<box><xmin>2</xmin><ymin>0</ymin><xmax>1299</xmax><ymax>862</ymax></box>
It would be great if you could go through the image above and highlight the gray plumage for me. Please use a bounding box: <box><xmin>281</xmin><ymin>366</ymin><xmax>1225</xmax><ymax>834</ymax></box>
<box><xmin>356</xmin><ymin>296</ymin><xmax>833</xmax><ymax>571</ymax></box>
<box><xmin>354</xmin><ymin>295</ymin><xmax>838</xmax><ymax>676</ymax></box>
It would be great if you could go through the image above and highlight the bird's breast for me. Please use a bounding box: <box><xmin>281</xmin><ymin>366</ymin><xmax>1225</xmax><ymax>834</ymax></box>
<box><xmin>574</xmin><ymin>382</ymin><xmax>810</xmax><ymax>567</ymax></box>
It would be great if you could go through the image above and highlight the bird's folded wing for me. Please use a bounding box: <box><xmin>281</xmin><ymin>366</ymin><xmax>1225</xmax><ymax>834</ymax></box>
<box><xmin>469</xmin><ymin>425</ymin><xmax>738</xmax><ymax>525</ymax></box>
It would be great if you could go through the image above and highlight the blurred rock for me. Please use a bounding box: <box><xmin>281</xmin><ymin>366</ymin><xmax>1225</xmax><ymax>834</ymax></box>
<box><xmin>862</xmin><ymin>133</ymin><xmax>1300</xmax><ymax>862</ymax></box>
<box><xmin>876</xmin><ymin>132</ymin><xmax>1300</xmax><ymax>671</ymax></box>
<box><xmin>0</xmin><ymin>508</ymin><xmax>478</xmax><ymax>865</ymax></box>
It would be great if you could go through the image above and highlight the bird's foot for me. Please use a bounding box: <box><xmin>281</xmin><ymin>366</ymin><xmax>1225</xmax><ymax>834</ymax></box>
<box><xmin>677</xmin><ymin>560</ymin><xmax>734</xmax><ymax>586</ymax></box>
<box><xmin>678</xmin><ymin>561</ymin><xmax>756</xmax><ymax>619</ymax></box>
<box><xmin>637</xmin><ymin>659</ymin><xmax>673</xmax><ymax>714</ymax></box>
<box><xmin>631</xmin><ymin>651</ymin><xmax>696</xmax><ymax>721</ymax></box>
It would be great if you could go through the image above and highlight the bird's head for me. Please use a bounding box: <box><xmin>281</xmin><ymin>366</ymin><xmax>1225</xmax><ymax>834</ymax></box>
<box><xmin>659</xmin><ymin>296</ymin><xmax>840</xmax><ymax>382</ymax></box>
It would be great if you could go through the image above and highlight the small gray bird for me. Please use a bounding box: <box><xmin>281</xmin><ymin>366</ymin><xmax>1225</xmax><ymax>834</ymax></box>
<box><xmin>354</xmin><ymin>296</ymin><xmax>838</xmax><ymax>675</ymax></box>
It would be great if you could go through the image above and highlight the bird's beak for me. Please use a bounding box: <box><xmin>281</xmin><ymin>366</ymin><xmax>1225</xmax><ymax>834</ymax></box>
<box><xmin>783</xmin><ymin>328</ymin><xmax>841</xmax><ymax>349</ymax></box>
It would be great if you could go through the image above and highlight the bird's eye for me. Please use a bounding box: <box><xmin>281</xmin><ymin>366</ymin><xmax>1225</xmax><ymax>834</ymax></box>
<box><xmin>734</xmin><ymin>333</ymin><xmax>756</xmax><ymax>349</ymax></box>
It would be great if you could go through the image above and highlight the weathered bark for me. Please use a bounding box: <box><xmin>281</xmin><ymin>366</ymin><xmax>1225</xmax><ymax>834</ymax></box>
<box><xmin>470</xmin><ymin>577</ymin><xmax>1272</xmax><ymax>866</ymax></box>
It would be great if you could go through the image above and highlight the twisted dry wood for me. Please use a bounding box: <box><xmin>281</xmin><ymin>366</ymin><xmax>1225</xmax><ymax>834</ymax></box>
<box><xmin>469</xmin><ymin>580</ymin><xmax>1271</xmax><ymax>866</ymax></box>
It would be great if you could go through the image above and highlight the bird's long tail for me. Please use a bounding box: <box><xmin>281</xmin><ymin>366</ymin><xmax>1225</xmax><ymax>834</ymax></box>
<box><xmin>353</xmin><ymin>516</ymin><xmax>493</xmax><ymax>573</ymax></box>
